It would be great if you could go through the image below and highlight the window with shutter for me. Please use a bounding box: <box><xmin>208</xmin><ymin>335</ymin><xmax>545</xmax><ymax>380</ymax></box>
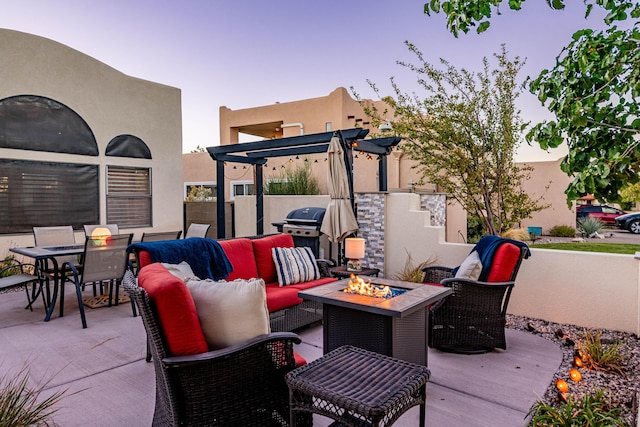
<box><xmin>0</xmin><ymin>160</ymin><xmax>99</xmax><ymax>233</ymax></box>
<box><xmin>106</xmin><ymin>166</ymin><xmax>152</xmax><ymax>227</ymax></box>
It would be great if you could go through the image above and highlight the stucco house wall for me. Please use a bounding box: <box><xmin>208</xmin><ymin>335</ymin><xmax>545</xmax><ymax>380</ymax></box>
<box><xmin>519</xmin><ymin>158</ymin><xmax>576</xmax><ymax>234</ymax></box>
<box><xmin>0</xmin><ymin>29</ymin><xmax>183</xmax><ymax>254</ymax></box>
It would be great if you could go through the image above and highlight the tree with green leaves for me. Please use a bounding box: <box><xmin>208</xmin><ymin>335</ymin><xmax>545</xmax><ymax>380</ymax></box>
<box><xmin>355</xmin><ymin>44</ymin><xmax>546</xmax><ymax>236</ymax></box>
<box><xmin>425</xmin><ymin>0</ymin><xmax>640</xmax><ymax>205</ymax></box>
<box><xmin>185</xmin><ymin>185</ymin><xmax>213</xmax><ymax>201</ymax></box>
<box><xmin>620</xmin><ymin>182</ymin><xmax>640</xmax><ymax>209</ymax></box>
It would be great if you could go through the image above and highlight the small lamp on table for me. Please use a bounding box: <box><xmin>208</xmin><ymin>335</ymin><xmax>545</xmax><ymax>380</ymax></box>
<box><xmin>345</xmin><ymin>237</ymin><xmax>365</xmax><ymax>272</ymax></box>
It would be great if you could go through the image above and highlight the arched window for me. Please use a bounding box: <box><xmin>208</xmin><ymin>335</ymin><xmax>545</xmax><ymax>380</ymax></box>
<box><xmin>106</xmin><ymin>134</ymin><xmax>152</xmax><ymax>159</ymax></box>
<box><xmin>0</xmin><ymin>95</ymin><xmax>98</xmax><ymax>155</ymax></box>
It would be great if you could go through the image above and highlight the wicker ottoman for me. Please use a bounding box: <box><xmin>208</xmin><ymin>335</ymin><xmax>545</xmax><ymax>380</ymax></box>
<box><xmin>285</xmin><ymin>345</ymin><xmax>430</xmax><ymax>427</ymax></box>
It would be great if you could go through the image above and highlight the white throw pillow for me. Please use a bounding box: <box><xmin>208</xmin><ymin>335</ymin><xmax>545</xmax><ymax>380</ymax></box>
<box><xmin>455</xmin><ymin>251</ymin><xmax>483</xmax><ymax>281</ymax></box>
<box><xmin>161</xmin><ymin>261</ymin><xmax>198</xmax><ymax>282</ymax></box>
<box><xmin>272</xmin><ymin>246</ymin><xmax>320</xmax><ymax>286</ymax></box>
<box><xmin>186</xmin><ymin>278</ymin><xmax>270</xmax><ymax>349</ymax></box>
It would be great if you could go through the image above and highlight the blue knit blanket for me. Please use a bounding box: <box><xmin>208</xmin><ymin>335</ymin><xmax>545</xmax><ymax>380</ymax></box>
<box><xmin>128</xmin><ymin>238</ymin><xmax>232</xmax><ymax>280</ymax></box>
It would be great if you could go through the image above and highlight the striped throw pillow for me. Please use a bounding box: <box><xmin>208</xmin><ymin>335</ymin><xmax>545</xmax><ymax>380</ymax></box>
<box><xmin>272</xmin><ymin>246</ymin><xmax>320</xmax><ymax>286</ymax></box>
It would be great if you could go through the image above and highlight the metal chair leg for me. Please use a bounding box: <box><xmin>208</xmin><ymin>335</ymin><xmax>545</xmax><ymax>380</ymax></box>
<box><xmin>73</xmin><ymin>280</ymin><xmax>87</xmax><ymax>329</ymax></box>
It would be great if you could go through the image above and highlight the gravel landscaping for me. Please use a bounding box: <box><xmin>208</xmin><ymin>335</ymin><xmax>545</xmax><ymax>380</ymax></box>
<box><xmin>507</xmin><ymin>314</ymin><xmax>639</xmax><ymax>426</ymax></box>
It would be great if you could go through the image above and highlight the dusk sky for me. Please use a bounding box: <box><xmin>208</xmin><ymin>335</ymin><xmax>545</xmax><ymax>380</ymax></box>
<box><xmin>3</xmin><ymin>1</ymin><xmax>612</xmax><ymax>160</ymax></box>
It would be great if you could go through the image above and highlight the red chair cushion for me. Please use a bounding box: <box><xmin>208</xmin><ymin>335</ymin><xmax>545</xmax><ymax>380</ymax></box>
<box><xmin>218</xmin><ymin>238</ymin><xmax>259</xmax><ymax>280</ymax></box>
<box><xmin>138</xmin><ymin>263</ymin><xmax>208</xmax><ymax>356</ymax></box>
<box><xmin>293</xmin><ymin>351</ymin><xmax>307</xmax><ymax>367</ymax></box>
<box><xmin>252</xmin><ymin>234</ymin><xmax>294</xmax><ymax>284</ymax></box>
<box><xmin>486</xmin><ymin>243</ymin><xmax>520</xmax><ymax>282</ymax></box>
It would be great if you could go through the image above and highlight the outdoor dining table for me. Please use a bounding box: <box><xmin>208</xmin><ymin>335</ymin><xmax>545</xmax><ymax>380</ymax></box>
<box><xmin>10</xmin><ymin>244</ymin><xmax>84</xmax><ymax>322</ymax></box>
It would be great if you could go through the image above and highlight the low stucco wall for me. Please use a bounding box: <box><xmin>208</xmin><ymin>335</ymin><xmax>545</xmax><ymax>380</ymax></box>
<box><xmin>383</xmin><ymin>193</ymin><xmax>640</xmax><ymax>335</ymax></box>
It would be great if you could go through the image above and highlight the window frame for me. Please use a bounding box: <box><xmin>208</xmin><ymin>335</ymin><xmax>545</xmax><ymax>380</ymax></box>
<box><xmin>106</xmin><ymin>165</ymin><xmax>152</xmax><ymax>228</ymax></box>
<box><xmin>230</xmin><ymin>180</ymin><xmax>254</xmax><ymax>200</ymax></box>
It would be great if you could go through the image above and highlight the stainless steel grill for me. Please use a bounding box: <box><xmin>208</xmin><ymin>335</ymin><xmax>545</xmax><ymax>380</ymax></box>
<box><xmin>273</xmin><ymin>207</ymin><xmax>325</xmax><ymax>257</ymax></box>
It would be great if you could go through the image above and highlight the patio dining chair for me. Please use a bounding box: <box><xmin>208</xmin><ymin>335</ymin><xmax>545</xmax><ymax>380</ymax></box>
<box><xmin>32</xmin><ymin>226</ymin><xmax>79</xmax><ymax>270</ymax></box>
<box><xmin>422</xmin><ymin>235</ymin><xmax>530</xmax><ymax>354</ymax></box>
<box><xmin>83</xmin><ymin>224</ymin><xmax>119</xmax><ymax>237</ymax></box>
<box><xmin>185</xmin><ymin>222</ymin><xmax>211</xmax><ymax>239</ymax></box>
<box><xmin>32</xmin><ymin>226</ymin><xmax>80</xmax><ymax>310</ymax></box>
<box><xmin>63</xmin><ymin>233</ymin><xmax>133</xmax><ymax>328</ymax></box>
<box><xmin>0</xmin><ymin>260</ymin><xmax>43</xmax><ymax>311</ymax></box>
<box><xmin>141</xmin><ymin>230</ymin><xmax>182</xmax><ymax>242</ymax></box>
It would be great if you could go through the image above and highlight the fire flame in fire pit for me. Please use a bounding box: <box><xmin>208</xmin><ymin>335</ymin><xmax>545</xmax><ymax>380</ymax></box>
<box><xmin>344</xmin><ymin>274</ymin><xmax>392</xmax><ymax>298</ymax></box>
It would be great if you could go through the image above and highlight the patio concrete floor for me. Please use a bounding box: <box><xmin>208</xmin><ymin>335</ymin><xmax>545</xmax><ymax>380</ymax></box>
<box><xmin>0</xmin><ymin>286</ymin><xmax>562</xmax><ymax>426</ymax></box>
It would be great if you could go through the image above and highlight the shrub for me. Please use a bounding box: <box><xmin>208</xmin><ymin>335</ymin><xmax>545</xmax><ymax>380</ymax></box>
<box><xmin>527</xmin><ymin>390</ymin><xmax>626</xmax><ymax>426</ymax></box>
<box><xmin>579</xmin><ymin>330</ymin><xmax>625</xmax><ymax>374</ymax></box>
<box><xmin>1</xmin><ymin>254</ymin><xmax>16</xmax><ymax>277</ymax></box>
<box><xmin>264</xmin><ymin>161</ymin><xmax>319</xmax><ymax>195</ymax></box>
<box><xmin>0</xmin><ymin>365</ymin><xmax>68</xmax><ymax>426</ymax></box>
<box><xmin>501</xmin><ymin>228</ymin><xmax>530</xmax><ymax>241</ymax></box>
<box><xmin>466</xmin><ymin>214</ymin><xmax>484</xmax><ymax>244</ymax></box>
<box><xmin>577</xmin><ymin>217</ymin><xmax>604</xmax><ymax>237</ymax></box>
<box><xmin>184</xmin><ymin>185</ymin><xmax>213</xmax><ymax>202</ymax></box>
<box><xmin>549</xmin><ymin>225</ymin><xmax>576</xmax><ymax>237</ymax></box>
<box><xmin>388</xmin><ymin>250</ymin><xmax>436</xmax><ymax>283</ymax></box>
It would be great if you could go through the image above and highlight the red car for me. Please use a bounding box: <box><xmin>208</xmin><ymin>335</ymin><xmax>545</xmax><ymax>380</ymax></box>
<box><xmin>576</xmin><ymin>205</ymin><xmax>626</xmax><ymax>225</ymax></box>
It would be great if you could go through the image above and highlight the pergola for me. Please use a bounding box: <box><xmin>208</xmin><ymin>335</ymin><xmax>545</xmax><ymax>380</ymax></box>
<box><xmin>206</xmin><ymin>128</ymin><xmax>401</xmax><ymax>238</ymax></box>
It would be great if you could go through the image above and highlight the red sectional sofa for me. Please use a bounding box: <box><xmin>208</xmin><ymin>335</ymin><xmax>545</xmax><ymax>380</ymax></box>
<box><xmin>132</xmin><ymin>234</ymin><xmax>337</xmax><ymax>332</ymax></box>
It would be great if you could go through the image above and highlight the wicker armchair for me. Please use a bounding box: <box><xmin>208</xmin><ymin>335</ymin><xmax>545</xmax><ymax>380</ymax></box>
<box><xmin>422</xmin><ymin>237</ymin><xmax>529</xmax><ymax>354</ymax></box>
<box><xmin>123</xmin><ymin>271</ymin><xmax>306</xmax><ymax>427</ymax></box>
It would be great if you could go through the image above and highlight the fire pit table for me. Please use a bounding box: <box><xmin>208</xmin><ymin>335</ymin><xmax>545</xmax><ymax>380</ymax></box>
<box><xmin>298</xmin><ymin>277</ymin><xmax>452</xmax><ymax>366</ymax></box>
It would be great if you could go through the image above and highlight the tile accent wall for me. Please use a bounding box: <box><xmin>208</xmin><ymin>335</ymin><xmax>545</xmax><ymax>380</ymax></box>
<box><xmin>420</xmin><ymin>194</ymin><xmax>447</xmax><ymax>227</ymax></box>
<box><xmin>355</xmin><ymin>193</ymin><xmax>386</xmax><ymax>275</ymax></box>
<box><xmin>356</xmin><ymin>192</ymin><xmax>447</xmax><ymax>277</ymax></box>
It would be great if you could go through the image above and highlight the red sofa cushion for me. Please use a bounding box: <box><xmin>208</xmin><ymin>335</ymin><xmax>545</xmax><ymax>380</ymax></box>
<box><xmin>252</xmin><ymin>234</ymin><xmax>294</xmax><ymax>284</ymax></box>
<box><xmin>138</xmin><ymin>263</ymin><xmax>208</xmax><ymax>356</ymax></box>
<box><xmin>487</xmin><ymin>243</ymin><xmax>520</xmax><ymax>282</ymax></box>
<box><xmin>263</xmin><ymin>284</ymin><xmax>302</xmax><ymax>312</ymax></box>
<box><xmin>287</xmin><ymin>277</ymin><xmax>337</xmax><ymax>291</ymax></box>
<box><xmin>218</xmin><ymin>238</ymin><xmax>259</xmax><ymax>280</ymax></box>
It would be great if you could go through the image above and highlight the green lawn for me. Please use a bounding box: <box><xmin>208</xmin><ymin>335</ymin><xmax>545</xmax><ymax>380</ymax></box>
<box><xmin>531</xmin><ymin>242</ymin><xmax>640</xmax><ymax>254</ymax></box>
